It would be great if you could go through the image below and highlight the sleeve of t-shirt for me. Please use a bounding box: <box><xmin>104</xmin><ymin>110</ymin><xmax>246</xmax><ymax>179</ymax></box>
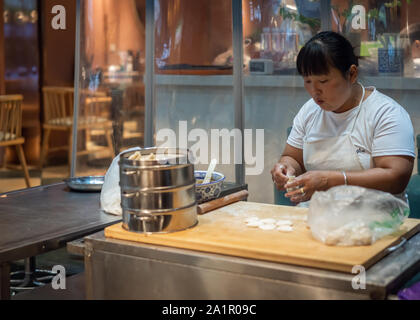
<box><xmin>287</xmin><ymin>103</ymin><xmax>310</xmax><ymax>150</ymax></box>
<box><xmin>372</xmin><ymin>102</ymin><xmax>415</xmax><ymax>158</ymax></box>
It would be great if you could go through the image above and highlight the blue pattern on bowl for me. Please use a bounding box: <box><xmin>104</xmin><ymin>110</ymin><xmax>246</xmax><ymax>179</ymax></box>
<box><xmin>195</xmin><ymin>171</ymin><xmax>225</xmax><ymax>204</ymax></box>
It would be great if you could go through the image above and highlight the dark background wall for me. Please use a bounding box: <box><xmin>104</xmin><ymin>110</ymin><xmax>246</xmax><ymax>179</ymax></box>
<box><xmin>0</xmin><ymin>0</ymin><xmax>76</xmax><ymax>165</ymax></box>
<box><xmin>40</xmin><ymin>0</ymin><xmax>76</xmax><ymax>162</ymax></box>
<box><xmin>42</xmin><ymin>0</ymin><xmax>76</xmax><ymax>87</ymax></box>
<box><xmin>0</xmin><ymin>0</ymin><xmax>5</xmax><ymax>95</ymax></box>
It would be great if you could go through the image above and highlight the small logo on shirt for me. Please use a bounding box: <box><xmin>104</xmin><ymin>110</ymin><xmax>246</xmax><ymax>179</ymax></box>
<box><xmin>356</xmin><ymin>147</ymin><xmax>366</xmax><ymax>154</ymax></box>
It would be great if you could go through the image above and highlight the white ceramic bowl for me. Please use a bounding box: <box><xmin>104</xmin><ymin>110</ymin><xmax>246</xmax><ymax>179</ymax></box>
<box><xmin>195</xmin><ymin>171</ymin><xmax>225</xmax><ymax>203</ymax></box>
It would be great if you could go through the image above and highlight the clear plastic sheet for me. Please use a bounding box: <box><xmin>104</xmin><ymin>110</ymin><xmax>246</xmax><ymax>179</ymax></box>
<box><xmin>100</xmin><ymin>146</ymin><xmax>141</xmax><ymax>215</ymax></box>
<box><xmin>308</xmin><ymin>185</ymin><xmax>410</xmax><ymax>246</ymax></box>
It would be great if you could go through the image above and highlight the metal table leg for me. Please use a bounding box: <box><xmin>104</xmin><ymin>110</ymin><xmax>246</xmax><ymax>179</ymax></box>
<box><xmin>10</xmin><ymin>257</ymin><xmax>55</xmax><ymax>293</ymax></box>
<box><xmin>0</xmin><ymin>262</ymin><xmax>11</xmax><ymax>300</ymax></box>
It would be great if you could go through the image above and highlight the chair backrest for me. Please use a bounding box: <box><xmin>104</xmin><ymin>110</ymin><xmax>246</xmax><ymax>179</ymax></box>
<box><xmin>42</xmin><ymin>87</ymin><xmax>75</xmax><ymax>124</ymax></box>
<box><xmin>0</xmin><ymin>94</ymin><xmax>23</xmax><ymax>141</ymax></box>
<box><xmin>43</xmin><ymin>87</ymin><xmax>111</xmax><ymax>123</ymax></box>
<box><xmin>84</xmin><ymin>96</ymin><xmax>112</xmax><ymax>118</ymax></box>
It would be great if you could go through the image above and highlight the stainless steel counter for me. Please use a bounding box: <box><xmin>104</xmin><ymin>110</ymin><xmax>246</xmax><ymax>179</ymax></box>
<box><xmin>0</xmin><ymin>183</ymin><xmax>121</xmax><ymax>299</ymax></box>
<box><xmin>84</xmin><ymin>229</ymin><xmax>420</xmax><ymax>300</ymax></box>
<box><xmin>0</xmin><ymin>181</ymin><xmax>247</xmax><ymax>299</ymax></box>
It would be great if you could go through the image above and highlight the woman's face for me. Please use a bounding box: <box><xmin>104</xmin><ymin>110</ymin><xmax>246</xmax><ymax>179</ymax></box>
<box><xmin>303</xmin><ymin>66</ymin><xmax>356</xmax><ymax>113</ymax></box>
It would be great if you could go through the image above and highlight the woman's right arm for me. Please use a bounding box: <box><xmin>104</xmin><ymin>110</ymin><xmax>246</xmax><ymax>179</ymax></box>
<box><xmin>272</xmin><ymin>100</ymin><xmax>310</xmax><ymax>190</ymax></box>
<box><xmin>271</xmin><ymin>144</ymin><xmax>305</xmax><ymax>190</ymax></box>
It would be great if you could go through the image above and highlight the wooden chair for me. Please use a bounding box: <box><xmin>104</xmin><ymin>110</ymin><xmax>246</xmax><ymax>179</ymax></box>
<box><xmin>84</xmin><ymin>96</ymin><xmax>114</xmax><ymax>149</ymax></box>
<box><xmin>40</xmin><ymin>87</ymin><xmax>114</xmax><ymax>174</ymax></box>
<box><xmin>0</xmin><ymin>94</ymin><xmax>31</xmax><ymax>187</ymax></box>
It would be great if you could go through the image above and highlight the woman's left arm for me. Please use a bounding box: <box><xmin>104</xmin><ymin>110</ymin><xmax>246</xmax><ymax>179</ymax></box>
<box><xmin>285</xmin><ymin>155</ymin><xmax>414</xmax><ymax>203</ymax></box>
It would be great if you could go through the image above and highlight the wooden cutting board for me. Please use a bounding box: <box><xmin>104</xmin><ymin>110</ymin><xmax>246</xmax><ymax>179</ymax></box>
<box><xmin>104</xmin><ymin>201</ymin><xmax>420</xmax><ymax>273</ymax></box>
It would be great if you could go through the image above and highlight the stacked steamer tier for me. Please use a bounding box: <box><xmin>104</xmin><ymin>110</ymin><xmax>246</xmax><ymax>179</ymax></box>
<box><xmin>119</xmin><ymin>147</ymin><xmax>197</xmax><ymax>233</ymax></box>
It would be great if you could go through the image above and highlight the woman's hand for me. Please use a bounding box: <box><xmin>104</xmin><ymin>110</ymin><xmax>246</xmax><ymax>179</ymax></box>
<box><xmin>271</xmin><ymin>162</ymin><xmax>296</xmax><ymax>191</ymax></box>
<box><xmin>284</xmin><ymin>171</ymin><xmax>333</xmax><ymax>203</ymax></box>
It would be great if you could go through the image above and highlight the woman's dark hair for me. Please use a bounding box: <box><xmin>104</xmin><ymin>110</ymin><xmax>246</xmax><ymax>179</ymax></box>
<box><xmin>296</xmin><ymin>31</ymin><xmax>358</xmax><ymax>78</ymax></box>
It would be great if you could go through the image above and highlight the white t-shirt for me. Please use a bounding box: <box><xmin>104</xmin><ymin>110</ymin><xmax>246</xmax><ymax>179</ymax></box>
<box><xmin>287</xmin><ymin>87</ymin><xmax>415</xmax><ymax>170</ymax></box>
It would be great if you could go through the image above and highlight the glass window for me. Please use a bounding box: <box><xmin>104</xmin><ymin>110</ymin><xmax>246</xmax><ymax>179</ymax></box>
<box><xmin>75</xmin><ymin>0</ymin><xmax>146</xmax><ymax>176</ymax></box>
<box><xmin>243</xmin><ymin>0</ymin><xmax>320</xmax><ymax>203</ymax></box>
<box><xmin>243</xmin><ymin>0</ymin><xmax>420</xmax><ymax>204</ymax></box>
<box><xmin>74</xmin><ymin>0</ymin><xmax>420</xmax><ymax>204</ymax></box>
<box><xmin>154</xmin><ymin>0</ymin><xmax>236</xmax><ymax>182</ymax></box>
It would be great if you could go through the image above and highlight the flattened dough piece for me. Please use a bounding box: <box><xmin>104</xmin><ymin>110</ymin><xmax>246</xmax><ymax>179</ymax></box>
<box><xmin>277</xmin><ymin>225</ymin><xmax>294</xmax><ymax>232</ymax></box>
<box><xmin>258</xmin><ymin>223</ymin><xmax>276</xmax><ymax>230</ymax></box>
<box><xmin>260</xmin><ymin>218</ymin><xmax>276</xmax><ymax>224</ymax></box>
<box><xmin>245</xmin><ymin>217</ymin><xmax>259</xmax><ymax>223</ymax></box>
<box><xmin>246</xmin><ymin>220</ymin><xmax>261</xmax><ymax>227</ymax></box>
<box><xmin>276</xmin><ymin>219</ymin><xmax>293</xmax><ymax>226</ymax></box>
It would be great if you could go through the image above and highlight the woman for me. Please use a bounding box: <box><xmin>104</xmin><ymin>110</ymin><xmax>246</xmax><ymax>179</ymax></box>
<box><xmin>271</xmin><ymin>31</ymin><xmax>415</xmax><ymax>205</ymax></box>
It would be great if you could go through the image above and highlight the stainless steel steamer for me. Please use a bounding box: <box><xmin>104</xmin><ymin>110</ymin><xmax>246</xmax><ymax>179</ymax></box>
<box><xmin>119</xmin><ymin>148</ymin><xmax>197</xmax><ymax>233</ymax></box>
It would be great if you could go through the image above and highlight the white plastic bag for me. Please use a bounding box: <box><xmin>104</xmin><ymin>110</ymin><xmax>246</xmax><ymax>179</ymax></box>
<box><xmin>100</xmin><ymin>147</ymin><xmax>141</xmax><ymax>215</ymax></box>
<box><xmin>308</xmin><ymin>185</ymin><xmax>410</xmax><ymax>246</ymax></box>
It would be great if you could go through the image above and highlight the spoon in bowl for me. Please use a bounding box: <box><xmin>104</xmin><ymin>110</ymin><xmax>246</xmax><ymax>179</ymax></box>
<box><xmin>203</xmin><ymin>158</ymin><xmax>217</xmax><ymax>184</ymax></box>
